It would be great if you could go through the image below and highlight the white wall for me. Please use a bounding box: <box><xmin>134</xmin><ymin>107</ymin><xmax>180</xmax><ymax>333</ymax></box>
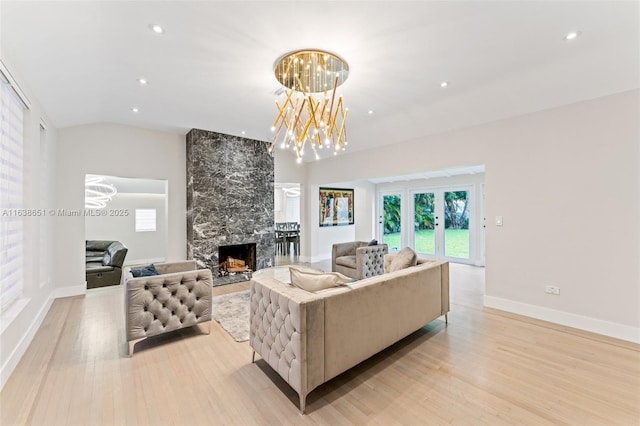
<box><xmin>306</xmin><ymin>90</ymin><xmax>640</xmax><ymax>342</ymax></box>
<box><xmin>302</xmin><ymin>181</ymin><xmax>376</xmax><ymax>262</ymax></box>
<box><xmin>85</xmin><ymin>192</ymin><xmax>168</xmax><ymax>265</ymax></box>
<box><xmin>0</xmin><ymin>57</ymin><xmax>59</xmax><ymax>390</ymax></box>
<box><xmin>55</xmin><ymin>123</ymin><xmax>186</xmax><ymax>292</ymax></box>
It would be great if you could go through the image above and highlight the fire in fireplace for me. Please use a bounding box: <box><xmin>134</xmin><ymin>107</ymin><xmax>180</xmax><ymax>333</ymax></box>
<box><xmin>218</xmin><ymin>243</ymin><xmax>256</xmax><ymax>277</ymax></box>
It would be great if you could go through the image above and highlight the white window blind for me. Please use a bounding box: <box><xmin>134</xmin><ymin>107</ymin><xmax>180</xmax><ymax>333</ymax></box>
<box><xmin>135</xmin><ymin>209</ymin><xmax>156</xmax><ymax>232</ymax></box>
<box><xmin>0</xmin><ymin>80</ymin><xmax>24</xmax><ymax>312</ymax></box>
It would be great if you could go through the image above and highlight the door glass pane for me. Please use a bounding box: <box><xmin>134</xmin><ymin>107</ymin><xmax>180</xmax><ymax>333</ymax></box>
<box><xmin>444</xmin><ymin>191</ymin><xmax>469</xmax><ymax>258</ymax></box>
<box><xmin>382</xmin><ymin>194</ymin><xmax>401</xmax><ymax>251</ymax></box>
<box><xmin>414</xmin><ymin>192</ymin><xmax>435</xmax><ymax>255</ymax></box>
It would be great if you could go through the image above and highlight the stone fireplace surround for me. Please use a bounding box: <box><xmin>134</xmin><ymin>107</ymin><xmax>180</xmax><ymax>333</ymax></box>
<box><xmin>186</xmin><ymin>129</ymin><xmax>275</xmax><ymax>284</ymax></box>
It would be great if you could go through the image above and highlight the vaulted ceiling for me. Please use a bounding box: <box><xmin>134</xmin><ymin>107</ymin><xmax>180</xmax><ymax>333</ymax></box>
<box><xmin>2</xmin><ymin>1</ymin><xmax>638</xmax><ymax>160</ymax></box>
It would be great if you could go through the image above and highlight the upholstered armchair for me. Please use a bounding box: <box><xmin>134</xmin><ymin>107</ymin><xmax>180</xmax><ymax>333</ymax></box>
<box><xmin>331</xmin><ymin>241</ymin><xmax>388</xmax><ymax>280</ymax></box>
<box><xmin>123</xmin><ymin>260</ymin><xmax>213</xmax><ymax>356</ymax></box>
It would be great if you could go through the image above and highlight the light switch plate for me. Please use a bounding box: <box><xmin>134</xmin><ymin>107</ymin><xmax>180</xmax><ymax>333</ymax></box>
<box><xmin>495</xmin><ymin>216</ymin><xmax>503</xmax><ymax>226</ymax></box>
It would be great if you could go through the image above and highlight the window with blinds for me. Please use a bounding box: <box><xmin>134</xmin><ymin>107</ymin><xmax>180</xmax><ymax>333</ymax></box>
<box><xmin>135</xmin><ymin>208</ymin><xmax>157</xmax><ymax>232</ymax></box>
<box><xmin>0</xmin><ymin>80</ymin><xmax>25</xmax><ymax>312</ymax></box>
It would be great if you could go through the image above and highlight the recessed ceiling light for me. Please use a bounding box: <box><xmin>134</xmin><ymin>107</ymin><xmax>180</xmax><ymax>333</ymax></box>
<box><xmin>564</xmin><ymin>31</ymin><xmax>581</xmax><ymax>41</ymax></box>
<box><xmin>137</xmin><ymin>78</ymin><xmax>148</xmax><ymax>85</ymax></box>
<box><xmin>150</xmin><ymin>24</ymin><xmax>165</xmax><ymax>34</ymax></box>
<box><xmin>241</xmin><ymin>131</ymin><xmax>246</xmax><ymax>135</ymax></box>
<box><xmin>440</xmin><ymin>81</ymin><xmax>449</xmax><ymax>88</ymax></box>
<box><xmin>131</xmin><ymin>107</ymin><xmax>139</xmax><ymax>113</ymax></box>
<box><xmin>368</xmin><ymin>110</ymin><xmax>374</xmax><ymax>115</ymax></box>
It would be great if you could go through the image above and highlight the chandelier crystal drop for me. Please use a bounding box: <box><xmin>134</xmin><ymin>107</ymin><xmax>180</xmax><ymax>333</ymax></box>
<box><xmin>269</xmin><ymin>49</ymin><xmax>349</xmax><ymax>162</ymax></box>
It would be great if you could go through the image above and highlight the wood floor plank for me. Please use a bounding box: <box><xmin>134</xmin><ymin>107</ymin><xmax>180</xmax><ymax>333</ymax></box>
<box><xmin>1</xmin><ymin>263</ymin><xmax>638</xmax><ymax>425</ymax></box>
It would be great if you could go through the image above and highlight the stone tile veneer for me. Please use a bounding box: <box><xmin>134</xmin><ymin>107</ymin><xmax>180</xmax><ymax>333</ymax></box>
<box><xmin>186</xmin><ymin>129</ymin><xmax>275</xmax><ymax>275</ymax></box>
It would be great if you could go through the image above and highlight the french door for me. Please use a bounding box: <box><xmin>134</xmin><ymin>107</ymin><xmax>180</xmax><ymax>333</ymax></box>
<box><xmin>379</xmin><ymin>186</ymin><xmax>474</xmax><ymax>263</ymax></box>
<box><xmin>378</xmin><ymin>192</ymin><xmax>403</xmax><ymax>252</ymax></box>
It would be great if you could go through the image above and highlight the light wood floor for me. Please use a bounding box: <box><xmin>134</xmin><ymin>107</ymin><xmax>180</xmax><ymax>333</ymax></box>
<box><xmin>1</xmin><ymin>263</ymin><xmax>638</xmax><ymax>425</ymax></box>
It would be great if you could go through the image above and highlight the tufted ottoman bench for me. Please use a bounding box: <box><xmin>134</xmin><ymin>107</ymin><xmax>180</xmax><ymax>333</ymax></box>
<box><xmin>124</xmin><ymin>260</ymin><xmax>213</xmax><ymax>355</ymax></box>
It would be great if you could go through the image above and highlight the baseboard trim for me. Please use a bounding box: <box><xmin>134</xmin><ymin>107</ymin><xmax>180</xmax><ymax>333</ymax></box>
<box><xmin>0</xmin><ymin>283</ymin><xmax>86</xmax><ymax>391</ymax></box>
<box><xmin>0</xmin><ymin>294</ymin><xmax>53</xmax><ymax>391</ymax></box>
<box><xmin>484</xmin><ymin>295</ymin><xmax>640</xmax><ymax>344</ymax></box>
<box><xmin>309</xmin><ymin>254</ymin><xmax>331</xmax><ymax>263</ymax></box>
<box><xmin>54</xmin><ymin>283</ymin><xmax>86</xmax><ymax>299</ymax></box>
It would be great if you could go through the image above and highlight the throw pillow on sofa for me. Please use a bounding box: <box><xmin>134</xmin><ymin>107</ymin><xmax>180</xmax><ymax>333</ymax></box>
<box><xmin>131</xmin><ymin>264</ymin><xmax>160</xmax><ymax>278</ymax></box>
<box><xmin>388</xmin><ymin>247</ymin><xmax>418</xmax><ymax>272</ymax></box>
<box><xmin>289</xmin><ymin>267</ymin><xmax>352</xmax><ymax>293</ymax></box>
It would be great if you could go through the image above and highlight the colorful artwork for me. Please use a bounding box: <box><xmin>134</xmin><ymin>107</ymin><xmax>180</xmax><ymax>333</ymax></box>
<box><xmin>319</xmin><ymin>187</ymin><xmax>354</xmax><ymax>226</ymax></box>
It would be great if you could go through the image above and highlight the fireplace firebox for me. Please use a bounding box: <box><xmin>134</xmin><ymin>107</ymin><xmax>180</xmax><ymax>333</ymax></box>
<box><xmin>216</xmin><ymin>243</ymin><xmax>256</xmax><ymax>285</ymax></box>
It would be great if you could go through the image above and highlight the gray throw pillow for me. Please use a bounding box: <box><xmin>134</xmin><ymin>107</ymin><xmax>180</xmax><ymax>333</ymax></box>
<box><xmin>131</xmin><ymin>264</ymin><xmax>159</xmax><ymax>278</ymax></box>
<box><xmin>388</xmin><ymin>247</ymin><xmax>418</xmax><ymax>272</ymax></box>
<box><xmin>367</xmin><ymin>239</ymin><xmax>378</xmax><ymax>246</ymax></box>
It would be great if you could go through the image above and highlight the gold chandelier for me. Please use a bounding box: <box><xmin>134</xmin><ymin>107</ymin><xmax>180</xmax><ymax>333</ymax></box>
<box><xmin>269</xmin><ymin>49</ymin><xmax>349</xmax><ymax>162</ymax></box>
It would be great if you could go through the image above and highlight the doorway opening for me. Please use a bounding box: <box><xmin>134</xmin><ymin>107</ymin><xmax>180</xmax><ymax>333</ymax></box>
<box><xmin>274</xmin><ymin>183</ymin><xmax>301</xmax><ymax>265</ymax></box>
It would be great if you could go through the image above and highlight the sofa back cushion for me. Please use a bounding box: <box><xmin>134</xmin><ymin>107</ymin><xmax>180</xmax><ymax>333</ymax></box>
<box><xmin>86</xmin><ymin>240</ymin><xmax>114</xmax><ymax>252</ymax></box>
<box><xmin>322</xmin><ymin>261</ymin><xmax>444</xmax><ymax>381</ymax></box>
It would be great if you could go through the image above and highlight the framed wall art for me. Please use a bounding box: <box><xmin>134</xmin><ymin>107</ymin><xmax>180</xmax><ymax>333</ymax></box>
<box><xmin>319</xmin><ymin>187</ymin><xmax>354</xmax><ymax>226</ymax></box>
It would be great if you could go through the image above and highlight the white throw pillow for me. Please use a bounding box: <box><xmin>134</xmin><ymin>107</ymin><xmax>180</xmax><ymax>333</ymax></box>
<box><xmin>289</xmin><ymin>267</ymin><xmax>352</xmax><ymax>292</ymax></box>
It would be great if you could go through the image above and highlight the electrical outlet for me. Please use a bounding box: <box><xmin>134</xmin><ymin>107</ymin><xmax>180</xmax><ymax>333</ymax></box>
<box><xmin>545</xmin><ymin>285</ymin><xmax>560</xmax><ymax>295</ymax></box>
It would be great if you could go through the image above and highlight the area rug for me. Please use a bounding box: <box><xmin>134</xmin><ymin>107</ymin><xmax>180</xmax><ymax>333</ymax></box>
<box><xmin>212</xmin><ymin>290</ymin><xmax>250</xmax><ymax>342</ymax></box>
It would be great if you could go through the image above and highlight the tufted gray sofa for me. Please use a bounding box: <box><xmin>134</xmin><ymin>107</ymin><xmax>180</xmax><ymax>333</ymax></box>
<box><xmin>331</xmin><ymin>241</ymin><xmax>388</xmax><ymax>280</ymax></box>
<box><xmin>123</xmin><ymin>260</ymin><xmax>213</xmax><ymax>356</ymax></box>
<box><xmin>249</xmin><ymin>257</ymin><xmax>449</xmax><ymax>413</ymax></box>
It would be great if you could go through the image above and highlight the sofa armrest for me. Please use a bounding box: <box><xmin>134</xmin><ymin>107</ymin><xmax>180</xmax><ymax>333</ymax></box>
<box><xmin>332</xmin><ymin>241</ymin><xmax>362</xmax><ymax>259</ymax></box>
<box><xmin>104</xmin><ymin>242</ymin><xmax>128</xmax><ymax>268</ymax></box>
<box><xmin>355</xmin><ymin>244</ymin><xmax>388</xmax><ymax>278</ymax></box>
<box><xmin>332</xmin><ymin>241</ymin><xmax>366</xmax><ymax>272</ymax></box>
<box><xmin>249</xmin><ymin>276</ymin><xmax>326</xmax><ymax>400</ymax></box>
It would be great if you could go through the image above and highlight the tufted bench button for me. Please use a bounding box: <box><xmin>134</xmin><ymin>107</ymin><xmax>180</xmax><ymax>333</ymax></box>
<box><xmin>162</xmin><ymin>283</ymin><xmax>167</xmax><ymax>288</ymax></box>
<box><xmin>171</xmin><ymin>311</ymin><xmax>175</xmax><ymax>315</ymax></box>
<box><xmin>172</xmin><ymin>291</ymin><xmax>177</xmax><ymax>296</ymax></box>
<box><xmin>144</xmin><ymin>285</ymin><xmax>149</xmax><ymax>290</ymax></box>
<box><xmin>143</xmin><ymin>306</ymin><xmax>147</xmax><ymax>312</ymax></box>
